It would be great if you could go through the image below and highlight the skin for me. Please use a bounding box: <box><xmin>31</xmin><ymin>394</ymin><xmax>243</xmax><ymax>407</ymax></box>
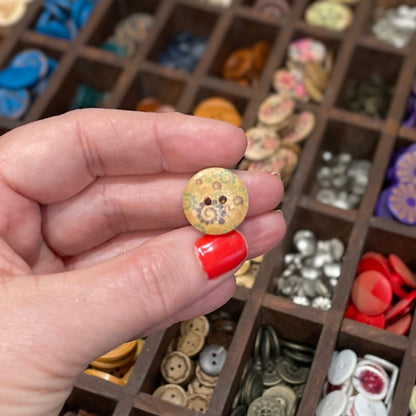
<box><xmin>0</xmin><ymin>109</ymin><xmax>286</xmax><ymax>415</ymax></box>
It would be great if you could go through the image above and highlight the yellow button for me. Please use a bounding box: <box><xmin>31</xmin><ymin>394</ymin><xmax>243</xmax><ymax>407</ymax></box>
<box><xmin>182</xmin><ymin>167</ymin><xmax>249</xmax><ymax>235</ymax></box>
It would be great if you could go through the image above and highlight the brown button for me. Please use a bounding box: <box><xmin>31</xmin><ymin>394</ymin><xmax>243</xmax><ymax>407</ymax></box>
<box><xmin>180</xmin><ymin>316</ymin><xmax>210</xmax><ymax>337</ymax></box>
<box><xmin>206</xmin><ymin>330</ymin><xmax>233</xmax><ymax>349</ymax></box>
<box><xmin>161</xmin><ymin>351</ymin><xmax>194</xmax><ymax>385</ymax></box>
<box><xmin>186</xmin><ymin>393</ymin><xmax>210</xmax><ymax>413</ymax></box>
<box><xmin>182</xmin><ymin>167</ymin><xmax>249</xmax><ymax>235</ymax></box>
<box><xmin>188</xmin><ymin>376</ymin><xmax>215</xmax><ymax>397</ymax></box>
<box><xmin>193</xmin><ymin>97</ymin><xmax>242</xmax><ymax>127</ymax></box>
<box><xmin>177</xmin><ymin>330</ymin><xmax>206</xmax><ymax>357</ymax></box>
<box><xmin>222</xmin><ymin>48</ymin><xmax>254</xmax><ymax>80</ymax></box>
<box><xmin>135</xmin><ymin>97</ymin><xmax>161</xmax><ymax>112</ymax></box>
<box><xmin>195</xmin><ymin>363</ymin><xmax>219</xmax><ymax>387</ymax></box>
<box><xmin>252</xmin><ymin>41</ymin><xmax>272</xmax><ymax>75</ymax></box>
<box><xmin>153</xmin><ymin>384</ymin><xmax>187</xmax><ymax>406</ymax></box>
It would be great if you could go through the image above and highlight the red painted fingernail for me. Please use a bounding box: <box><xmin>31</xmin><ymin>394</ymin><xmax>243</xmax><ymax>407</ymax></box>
<box><xmin>195</xmin><ymin>231</ymin><xmax>247</xmax><ymax>280</ymax></box>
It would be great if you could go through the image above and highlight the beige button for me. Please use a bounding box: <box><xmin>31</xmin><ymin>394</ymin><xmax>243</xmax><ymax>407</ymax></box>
<box><xmin>188</xmin><ymin>377</ymin><xmax>215</xmax><ymax>397</ymax></box>
<box><xmin>180</xmin><ymin>316</ymin><xmax>210</xmax><ymax>337</ymax></box>
<box><xmin>195</xmin><ymin>363</ymin><xmax>219</xmax><ymax>387</ymax></box>
<box><xmin>177</xmin><ymin>330</ymin><xmax>205</xmax><ymax>357</ymax></box>
<box><xmin>258</xmin><ymin>94</ymin><xmax>295</xmax><ymax>127</ymax></box>
<box><xmin>182</xmin><ymin>168</ymin><xmax>249</xmax><ymax>235</ymax></box>
<box><xmin>96</xmin><ymin>341</ymin><xmax>137</xmax><ymax>362</ymax></box>
<box><xmin>90</xmin><ymin>352</ymin><xmax>134</xmax><ymax>370</ymax></box>
<box><xmin>235</xmin><ymin>260</ymin><xmax>251</xmax><ymax>276</ymax></box>
<box><xmin>186</xmin><ymin>393</ymin><xmax>210</xmax><ymax>413</ymax></box>
<box><xmin>0</xmin><ymin>0</ymin><xmax>28</xmax><ymax>27</ymax></box>
<box><xmin>161</xmin><ymin>351</ymin><xmax>194</xmax><ymax>385</ymax></box>
<box><xmin>153</xmin><ymin>384</ymin><xmax>187</xmax><ymax>406</ymax></box>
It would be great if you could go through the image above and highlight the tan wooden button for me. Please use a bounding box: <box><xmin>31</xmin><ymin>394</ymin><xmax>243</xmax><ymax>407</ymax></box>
<box><xmin>258</xmin><ymin>94</ymin><xmax>295</xmax><ymax>127</ymax></box>
<box><xmin>186</xmin><ymin>393</ymin><xmax>210</xmax><ymax>412</ymax></box>
<box><xmin>177</xmin><ymin>330</ymin><xmax>206</xmax><ymax>357</ymax></box>
<box><xmin>161</xmin><ymin>351</ymin><xmax>194</xmax><ymax>385</ymax></box>
<box><xmin>188</xmin><ymin>376</ymin><xmax>215</xmax><ymax>397</ymax></box>
<box><xmin>235</xmin><ymin>260</ymin><xmax>251</xmax><ymax>276</ymax></box>
<box><xmin>96</xmin><ymin>341</ymin><xmax>137</xmax><ymax>363</ymax></box>
<box><xmin>83</xmin><ymin>368</ymin><xmax>127</xmax><ymax>386</ymax></box>
<box><xmin>90</xmin><ymin>352</ymin><xmax>135</xmax><ymax>370</ymax></box>
<box><xmin>153</xmin><ymin>384</ymin><xmax>187</xmax><ymax>406</ymax></box>
<box><xmin>195</xmin><ymin>363</ymin><xmax>219</xmax><ymax>387</ymax></box>
<box><xmin>180</xmin><ymin>316</ymin><xmax>210</xmax><ymax>337</ymax></box>
<box><xmin>182</xmin><ymin>168</ymin><xmax>249</xmax><ymax>235</ymax></box>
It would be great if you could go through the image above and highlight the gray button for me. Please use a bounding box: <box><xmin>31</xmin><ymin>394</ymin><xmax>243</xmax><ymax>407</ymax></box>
<box><xmin>199</xmin><ymin>344</ymin><xmax>227</xmax><ymax>376</ymax></box>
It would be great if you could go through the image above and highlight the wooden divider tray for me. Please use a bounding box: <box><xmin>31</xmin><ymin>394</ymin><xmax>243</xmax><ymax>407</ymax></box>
<box><xmin>2</xmin><ymin>0</ymin><xmax>416</xmax><ymax>415</ymax></box>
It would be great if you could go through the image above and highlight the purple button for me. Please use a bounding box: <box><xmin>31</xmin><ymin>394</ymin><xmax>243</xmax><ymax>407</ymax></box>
<box><xmin>375</xmin><ymin>187</ymin><xmax>395</xmax><ymax>219</ymax></box>
<box><xmin>388</xmin><ymin>182</ymin><xmax>416</xmax><ymax>225</ymax></box>
<box><xmin>395</xmin><ymin>144</ymin><xmax>416</xmax><ymax>184</ymax></box>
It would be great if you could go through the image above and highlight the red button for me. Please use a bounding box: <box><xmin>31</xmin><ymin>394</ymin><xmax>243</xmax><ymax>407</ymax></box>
<box><xmin>388</xmin><ymin>254</ymin><xmax>416</xmax><ymax>288</ymax></box>
<box><xmin>351</xmin><ymin>271</ymin><xmax>393</xmax><ymax>316</ymax></box>
<box><xmin>386</xmin><ymin>313</ymin><xmax>412</xmax><ymax>335</ymax></box>
<box><xmin>385</xmin><ymin>291</ymin><xmax>416</xmax><ymax>323</ymax></box>
<box><xmin>387</xmin><ymin>272</ymin><xmax>410</xmax><ymax>299</ymax></box>
<box><xmin>357</xmin><ymin>252</ymin><xmax>391</xmax><ymax>278</ymax></box>
<box><xmin>355</xmin><ymin>312</ymin><xmax>385</xmax><ymax>329</ymax></box>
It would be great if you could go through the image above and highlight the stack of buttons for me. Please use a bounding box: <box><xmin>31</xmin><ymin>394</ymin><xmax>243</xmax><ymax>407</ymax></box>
<box><xmin>342</xmin><ymin>73</ymin><xmax>392</xmax><ymax>119</ymax></box>
<box><xmin>34</xmin><ymin>0</ymin><xmax>99</xmax><ymax>40</ymax></box>
<box><xmin>231</xmin><ymin>325</ymin><xmax>315</xmax><ymax>416</ymax></box>
<box><xmin>314</xmin><ymin>151</ymin><xmax>372</xmax><ymax>210</ymax></box>
<box><xmin>375</xmin><ymin>143</ymin><xmax>416</xmax><ymax>225</ymax></box>
<box><xmin>316</xmin><ymin>349</ymin><xmax>398</xmax><ymax>416</ymax></box>
<box><xmin>234</xmin><ymin>255</ymin><xmax>264</xmax><ymax>290</ymax></box>
<box><xmin>238</xmin><ymin>93</ymin><xmax>316</xmax><ymax>187</ymax></box>
<box><xmin>221</xmin><ymin>41</ymin><xmax>271</xmax><ymax>87</ymax></box>
<box><xmin>274</xmin><ymin>230</ymin><xmax>345</xmax><ymax>311</ymax></box>
<box><xmin>0</xmin><ymin>0</ymin><xmax>35</xmax><ymax>27</ymax></box>
<box><xmin>157</xmin><ymin>31</ymin><xmax>207</xmax><ymax>73</ymax></box>
<box><xmin>69</xmin><ymin>84</ymin><xmax>107</xmax><ymax>110</ymax></box>
<box><xmin>84</xmin><ymin>339</ymin><xmax>145</xmax><ymax>386</ymax></box>
<box><xmin>0</xmin><ymin>49</ymin><xmax>57</xmax><ymax>120</ymax></box>
<box><xmin>135</xmin><ymin>97</ymin><xmax>175</xmax><ymax>113</ymax></box>
<box><xmin>100</xmin><ymin>13</ymin><xmax>154</xmax><ymax>58</ymax></box>
<box><xmin>345</xmin><ymin>252</ymin><xmax>416</xmax><ymax>335</ymax></box>
<box><xmin>409</xmin><ymin>385</ymin><xmax>416</xmax><ymax>415</ymax></box>
<box><xmin>305</xmin><ymin>0</ymin><xmax>356</xmax><ymax>32</ymax></box>
<box><xmin>273</xmin><ymin>38</ymin><xmax>333</xmax><ymax>103</ymax></box>
<box><xmin>153</xmin><ymin>310</ymin><xmax>238</xmax><ymax>412</ymax></box>
<box><xmin>192</xmin><ymin>97</ymin><xmax>242</xmax><ymax>127</ymax></box>
<box><xmin>62</xmin><ymin>410</ymin><xmax>99</xmax><ymax>416</ymax></box>
<box><xmin>402</xmin><ymin>79</ymin><xmax>416</xmax><ymax>128</ymax></box>
<box><xmin>251</xmin><ymin>0</ymin><xmax>291</xmax><ymax>20</ymax></box>
<box><xmin>372</xmin><ymin>5</ymin><xmax>416</xmax><ymax>48</ymax></box>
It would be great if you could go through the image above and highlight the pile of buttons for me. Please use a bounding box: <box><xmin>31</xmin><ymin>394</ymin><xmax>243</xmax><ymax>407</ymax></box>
<box><xmin>410</xmin><ymin>385</ymin><xmax>416</xmax><ymax>415</ymax></box>
<box><xmin>375</xmin><ymin>143</ymin><xmax>416</xmax><ymax>225</ymax></box>
<box><xmin>100</xmin><ymin>13</ymin><xmax>154</xmax><ymax>58</ymax></box>
<box><xmin>157</xmin><ymin>31</ymin><xmax>207</xmax><ymax>72</ymax></box>
<box><xmin>34</xmin><ymin>0</ymin><xmax>99</xmax><ymax>40</ymax></box>
<box><xmin>345</xmin><ymin>252</ymin><xmax>416</xmax><ymax>335</ymax></box>
<box><xmin>69</xmin><ymin>84</ymin><xmax>107</xmax><ymax>110</ymax></box>
<box><xmin>62</xmin><ymin>411</ymin><xmax>99</xmax><ymax>416</ymax></box>
<box><xmin>250</xmin><ymin>0</ymin><xmax>291</xmax><ymax>20</ymax></box>
<box><xmin>274</xmin><ymin>230</ymin><xmax>345</xmax><ymax>311</ymax></box>
<box><xmin>221</xmin><ymin>41</ymin><xmax>271</xmax><ymax>87</ymax></box>
<box><xmin>135</xmin><ymin>97</ymin><xmax>175</xmax><ymax>113</ymax></box>
<box><xmin>84</xmin><ymin>339</ymin><xmax>145</xmax><ymax>386</ymax></box>
<box><xmin>0</xmin><ymin>49</ymin><xmax>57</xmax><ymax>120</ymax></box>
<box><xmin>153</xmin><ymin>310</ymin><xmax>238</xmax><ymax>412</ymax></box>
<box><xmin>193</xmin><ymin>97</ymin><xmax>242</xmax><ymax>127</ymax></box>
<box><xmin>238</xmin><ymin>93</ymin><xmax>315</xmax><ymax>187</ymax></box>
<box><xmin>273</xmin><ymin>38</ymin><xmax>333</xmax><ymax>103</ymax></box>
<box><xmin>305</xmin><ymin>0</ymin><xmax>356</xmax><ymax>32</ymax></box>
<box><xmin>194</xmin><ymin>0</ymin><xmax>232</xmax><ymax>6</ymax></box>
<box><xmin>316</xmin><ymin>350</ymin><xmax>398</xmax><ymax>416</ymax></box>
<box><xmin>402</xmin><ymin>79</ymin><xmax>416</xmax><ymax>128</ymax></box>
<box><xmin>314</xmin><ymin>151</ymin><xmax>371</xmax><ymax>210</ymax></box>
<box><xmin>342</xmin><ymin>73</ymin><xmax>392</xmax><ymax>119</ymax></box>
<box><xmin>231</xmin><ymin>325</ymin><xmax>315</xmax><ymax>416</ymax></box>
<box><xmin>234</xmin><ymin>255</ymin><xmax>264</xmax><ymax>289</ymax></box>
<box><xmin>0</xmin><ymin>0</ymin><xmax>34</xmax><ymax>27</ymax></box>
<box><xmin>372</xmin><ymin>5</ymin><xmax>416</xmax><ymax>49</ymax></box>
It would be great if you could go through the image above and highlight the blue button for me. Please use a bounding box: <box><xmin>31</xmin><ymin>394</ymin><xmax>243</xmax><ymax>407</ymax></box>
<box><xmin>0</xmin><ymin>67</ymin><xmax>39</xmax><ymax>89</ymax></box>
<box><xmin>10</xmin><ymin>49</ymin><xmax>49</xmax><ymax>79</ymax></box>
<box><xmin>0</xmin><ymin>88</ymin><xmax>30</xmax><ymax>119</ymax></box>
<box><xmin>35</xmin><ymin>20</ymin><xmax>71</xmax><ymax>39</ymax></box>
<box><xmin>44</xmin><ymin>0</ymin><xmax>68</xmax><ymax>21</ymax></box>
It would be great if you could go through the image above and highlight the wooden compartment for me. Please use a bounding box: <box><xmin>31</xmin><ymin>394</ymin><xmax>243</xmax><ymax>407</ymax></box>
<box><xmin>1</xmin><ymin>0</ymin><xmax>416</xmax><ymax>415</ymax></box>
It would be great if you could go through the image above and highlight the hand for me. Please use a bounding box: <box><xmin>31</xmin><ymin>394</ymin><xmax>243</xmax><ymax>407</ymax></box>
<box><xmin>0</xmin><ymin>109</ymin><xmax>285</xmax><ymax>415</ymax></box>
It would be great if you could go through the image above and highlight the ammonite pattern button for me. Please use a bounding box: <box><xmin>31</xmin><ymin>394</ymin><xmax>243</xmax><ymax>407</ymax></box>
<box><xmin>182</xmin><ymin>168</ymin><xmax>249</xmax><ymax>235</ymax></box>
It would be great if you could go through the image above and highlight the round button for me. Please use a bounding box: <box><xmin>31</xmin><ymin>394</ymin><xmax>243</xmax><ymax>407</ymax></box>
<box><xmin>351</xmin><ymin>271</ymin><xmax>392</xmax><ymax>316</ymax></box>
<box><xmin>193</xmin><ymin>97</ymin><xmax>242</xmax><ymax>127</ymax></box>
<box><xmin>180</xmin><ymin>315</ymin><xmax>210</xmax><ymax>337</ymax></box>
<box><xmin>182</xmin><ymin>168</ymin><xmax>249</xmax><ymax>235</ymax></box>
<box><xmin>0</xmin><ymin>88</ymin><xmax>30</xmax><ymax>119</ymax></box>
<box><xmin>409</xmin><ymin>385</ymin><xmax>416</xmax><ymax>413</ymax></box>
<box><xmin>388</xmin><ymin>182</ymin><xmax>416</xmax><ymax>225</ymax></box>
<box><xmin>388</xmin><ymin>254</ymin><xmax>416</xmax><ymax>288</ymax></box>
<box><xmin>10</xmin><ymin>49</ymin><xmax>49</xmax><ymax>78</ymax></box>
<box><xmin>177</xmin><ymin>330</ymin><xmax>205</xmax><ymax>357</ymax></box>
<box><xmin>327</xmin><ymin>349</ymin><xmax>357</xmax><ymax>386</ymax></box>
<box><xmin>195</xmin><ymin>363</ymin><xmax>219</xmax><ymax>387</ymax></box>
<box><xmin>153</xmin><ymin>384</ymin><xmax>187</xmax><ymax>406</ymax></box>
<box><xmin>97</xmin><ymin>341</ymin><xmax>138</xmax><ymax>362</ymax></box>
<box><xmin>0</xmin><ymin>1</ymin><xmax>27</xmax><ymax>27</ymax></box>
<box><xmin>186</xmin><ymin>393</ymin><xmax>210</xmax><ymax>412</ymax></box>
<box><xmin>160</xmin><ymin>351</ymin><xmax>193</xmax><ymax>385</ymax></box>
<box><xmin>305</xmin><ymin>1</ymin><xmax>353</xmax><ymax>31</ymax></box>
<box><xmin>199</xmin><ymin>344</ymin><xmax>227</xmax><ymax>376</ymax></box>
<box><xmin>353</xmin><ymin>393</ymin><xmax>388</xmax><ymax>416</ymax></box>
<box><xmin>258</xmin><ymin>93</ymin><xmax>295</xmax><ymax>126</ymax></box>
<box><xmin>352</xmin><ymin>363</ymin><xmax>388</xmax><ymax>401</ymax></box>
<box><xmin>316</xmin><ymin>390</ymin><xmax>348</xmax><ymax>416</ymax></box>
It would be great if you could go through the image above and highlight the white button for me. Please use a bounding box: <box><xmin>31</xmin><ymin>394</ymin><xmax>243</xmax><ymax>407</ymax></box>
<box><xmin>353</xmin><ymin>394</ymin><xmax>388</xmax><ymax>416</ymax></box>
<box><xmin>352</xmin><ymin>364</ymin><xmax>389</xmax><ymax>401</ymax></box>
<box><xmin>316</xmin><ymin>390</ymin><xmax>348</xmax><ymax>416</ymax></box>
<box><xmin>327</xmin><ymin>349</ymin><xmax>357</xmax><ymax>386</ymax></box>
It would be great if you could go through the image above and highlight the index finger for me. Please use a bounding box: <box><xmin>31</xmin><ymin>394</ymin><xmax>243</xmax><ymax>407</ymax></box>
<box><xmin>0</xmin><ymin>109</ymin><xmax>247</xmax><ymax>204</ymax></box>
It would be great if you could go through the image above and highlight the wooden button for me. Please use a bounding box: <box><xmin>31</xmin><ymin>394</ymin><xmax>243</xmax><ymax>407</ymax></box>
<box><xmin>258</xmin><ymin>93</ymin><xmax>295</xmax><ymax>126</ymax></box>
<box><xmin>161</xmin><ymin>351</ymin><xmax>194</xmax><ymax>385</ymax></box>
<box><xmin>186</xmin><ymin>393</ymin><xmax>209</xmax><ymax>412</ymax></box>
<box><xmin>182</xmin><ymin>167</ymin><xmax>249</xmax><ymax>235</ymax></box>
<box><xmin>351</xmin><ymin>271</ymin><xmax>392</xmax><ymax>316</ymax></box>
<box><xmin>96</xmin><ymin>341</ymin><xmax>137</xmax><ymax>363</ymax></box>
<box><xmin>153</xmin><ymin>384</ymin><xmax>187</xmax><ymax>406</ymax></box>
<box><xmin>193</xmin><ymin>97</ymin><xmax>242</xmax><ymax>127</ymax></box>
<box><xmin>180</xmin><ymin>316</ymin><xmax>210</xmax><ymax>337</ymax></box>
<box><xmin>177</xmin><ymin>330</ymin><xmax>205</xmax><ymax>357</ymax></box>
<box><xmin>222</xmin><ymin>48</ymin><xmax>254</xmax><ymax>80</ymax></box>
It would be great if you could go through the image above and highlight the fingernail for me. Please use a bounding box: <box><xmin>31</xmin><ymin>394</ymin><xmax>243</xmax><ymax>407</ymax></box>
<box><xmin>267</xmin><ymin>171</ymin><xmax>281</xmax><ymax>178</ymax></box>
<box><xmin>195</xmin><ymin>231</ymin><xmax>247</xmax><ymax>280</ymax></box>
